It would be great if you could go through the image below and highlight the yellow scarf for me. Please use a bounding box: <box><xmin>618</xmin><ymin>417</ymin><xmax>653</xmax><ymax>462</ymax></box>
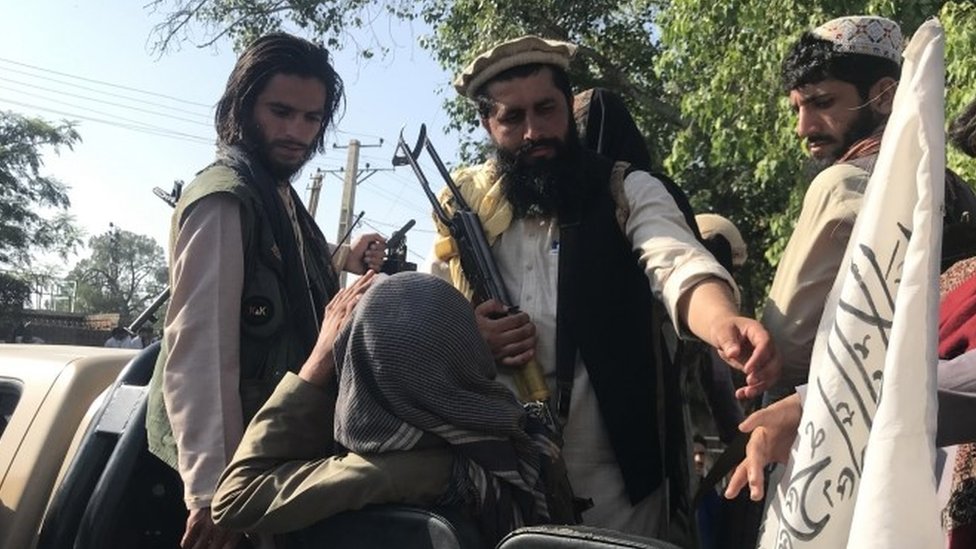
<box><xmin>433</xmin><ymin>161</ymin><xmax>513</xmax><ymax>299</ymax></box>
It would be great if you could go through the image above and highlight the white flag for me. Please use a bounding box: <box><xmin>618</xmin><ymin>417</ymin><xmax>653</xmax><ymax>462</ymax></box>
<box><xmin>759</xmin><ymin>19</ymin><xmax>945</xmax><ymax>549</ymax></box>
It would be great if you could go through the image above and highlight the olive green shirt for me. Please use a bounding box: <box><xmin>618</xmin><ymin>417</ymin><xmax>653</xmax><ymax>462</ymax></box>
<box><xmin>212</xmin><ymin>372</ymin><xmax>454</xmax><ymax>534</ymax></box>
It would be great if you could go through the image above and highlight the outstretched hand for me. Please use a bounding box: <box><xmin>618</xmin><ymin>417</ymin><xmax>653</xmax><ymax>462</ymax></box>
<box><xmin>300</xmin><ymin>271</ymin><xmax>377</xmax><ymax>387</ymax></box>
<box><xmin>725</xmin><ymin>392</ymin><xmax>802</xmax><ymax>501</ymax></box>
<box><xmin>710</xmin><ymin>316</ymin><xmax>782</xmax><ymax>399</ymax></box>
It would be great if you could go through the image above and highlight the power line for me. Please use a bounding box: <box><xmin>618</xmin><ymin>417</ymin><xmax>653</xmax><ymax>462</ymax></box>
<box><xmin>0</xmin><ymin>78</ymin><xmax>212</xmax><ymax>127</ymax></box>
<box><xmin>0</xmin><ymin>96</ymin><xmax>214</xmax><ymax>145</ymax></box>
<box><xmin>357</xmin><ymin>181</ymin><xmax>431</xmax><ymax>217</ymax></box>
<box><xmin>0</xmin><ymin>65</ymin><xmax>213</xmax><ymax>118</ymax></box>
<box><xmin>0</xmin><ymin>57</ymin><xmax>392</xmax><ymax>146</ymax></box>
<box><xmin>334</xmin><ymin>128</ymin><xmax>386</xmax><ymax>141</ymax></box>
<box><xmin>362</xmin><ymin>216</ymin><xmax>436</xmax><ymax>234</ymax></box>
<box><xmin>0</xmin><ymin>91</ymin><xmax>212</xmax><ymax>141</ymax></box>
<box><xmin>359</xmin><ymin>218</ymin><xmax>427</xmax><ymax>262</ymax></box>
<box><xmin>0</xmin><ymin>56</ymin><xmax>213</xmax><ymax>108</ymax></box>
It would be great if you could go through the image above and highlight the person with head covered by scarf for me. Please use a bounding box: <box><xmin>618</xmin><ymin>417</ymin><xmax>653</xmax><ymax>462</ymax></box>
<box><xmin>429</xmin><ymin>35</ymin><xmax>781</xmax><ymax>541</ymax></box>
<box><xmin>212</xmin><ymin>271</ymin><xmax>574</xmax><ymax>546</ymax></box>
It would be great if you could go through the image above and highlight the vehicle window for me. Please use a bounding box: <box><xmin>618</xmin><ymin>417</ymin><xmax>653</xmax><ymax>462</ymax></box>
<box><xmin>0</xmin><ymin>379</ymin><xmax>23</xmax><ymax>439</ymax></box>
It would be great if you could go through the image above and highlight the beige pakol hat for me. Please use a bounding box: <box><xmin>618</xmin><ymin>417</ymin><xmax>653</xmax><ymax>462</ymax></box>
<box><xmin>453</xmin><ymin>35</ymin><xmax>577</xmax><ymax>98</ymax></box>
<box><xmin>812</xmin><ymin>15</ymin><xmax>903</xmax><ymax>64</ymax></box>
<box><xmin>696</xmin><ymin>213</ymin><xmax>747</xmax><ymax>268</ymax></box>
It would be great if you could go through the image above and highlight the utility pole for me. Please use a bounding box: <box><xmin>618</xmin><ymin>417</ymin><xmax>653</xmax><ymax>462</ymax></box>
<box><xmin>307</xmin><ymin>169</ymin><xmax>324</xmax><ymax>217</ymax></box>
<box><xmin>335</xmin><ymin>139</ymin><xmax>362</xmax><ymax>246</ymax></box>
<box><xmin>331</xmin><ymin>138</ymin><xmax>391</xmax><ymax>285</ymax></box>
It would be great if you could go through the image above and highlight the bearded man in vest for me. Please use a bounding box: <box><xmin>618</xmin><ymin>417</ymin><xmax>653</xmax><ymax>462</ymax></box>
<box><xmin>146</xmin><ymin>33</ymin><xmax>386</xmax><ymax>549</ymax></box>
<box><xmin>432</xmin><ymin>35</ymin><xmax>782</xmax><ymax>541</ymax></box>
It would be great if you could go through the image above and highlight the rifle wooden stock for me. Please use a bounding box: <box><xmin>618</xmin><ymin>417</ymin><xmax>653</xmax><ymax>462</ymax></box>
<box><xmin>513</xmin><ymin>358</ymin><xmax>550</xmax><ymax>402</ymax></box>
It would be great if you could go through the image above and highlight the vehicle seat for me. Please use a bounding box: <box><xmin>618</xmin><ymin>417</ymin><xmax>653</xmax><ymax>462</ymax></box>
<box><xmin>282</xmin><ymin>504</ymin><xmax>486</xmax><ymax>549</ymax></box>
<box><xmin>496</xmin><ymin>525</ymin><xmax>684</xmax><ymax>549</ymax></box>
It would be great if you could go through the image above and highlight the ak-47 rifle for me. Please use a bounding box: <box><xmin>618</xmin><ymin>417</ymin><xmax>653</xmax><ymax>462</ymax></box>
<box><xmin>381</xmin><ymin>219</ymin><xmax>417</xmax><ymax>274</ymax></box>
<box><xmin>125</xmin><ymin>181</ymin><xmax>184</xmax><ymax>336</ymax></box>
<box><xmin>394</xmin><ymin>126</ymin><xmax>590</xmax><ymax>523</ymax></box>
<box><xmin>392</xmin><ymin>124</ymin><xmax>550</xmax><ymax>404</ymax></box>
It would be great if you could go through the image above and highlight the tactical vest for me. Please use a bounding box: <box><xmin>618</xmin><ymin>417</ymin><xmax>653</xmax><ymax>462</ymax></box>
<box><xmin>146</xmin><ymin>164</ymin><xmax>309</xmax><ymax>471</ymax></box>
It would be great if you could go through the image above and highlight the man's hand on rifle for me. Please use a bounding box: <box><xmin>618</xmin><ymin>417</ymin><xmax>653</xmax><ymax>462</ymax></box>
<box><xmin>346</xmin><ymin>233</ymin><xmax>387</xmax><ymax>274</ymax></box>
<box><xmin>474</xmin><ymin>299</ymin><xmax>537</xmax><ymax>367</ymax></box>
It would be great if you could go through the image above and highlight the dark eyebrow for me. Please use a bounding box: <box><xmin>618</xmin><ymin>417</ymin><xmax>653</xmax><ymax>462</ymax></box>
<box><xmin>796</xmin><ymin>92</ymin><xmax>831</xmax><ymax>108</ymax></box>
<box><xmin>267</xmin><ymin>101</ymin><xmax>294</xmax><ymax>111</ymax></box>
<box><xmin>266</xmin><ymin>100</ymin><xmax>326</xmax><ymax>117</ymax></box>
<box><xmin>496</xmin><ymin>105</ymin><xmax>525</xmax><ymax>118</ymax></box>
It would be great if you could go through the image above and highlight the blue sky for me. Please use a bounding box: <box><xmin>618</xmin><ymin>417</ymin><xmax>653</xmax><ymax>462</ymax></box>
<box><xmin>1</xmin><ymin>1</ymin><xmax>464</xmax><ymax>273</ymax></box>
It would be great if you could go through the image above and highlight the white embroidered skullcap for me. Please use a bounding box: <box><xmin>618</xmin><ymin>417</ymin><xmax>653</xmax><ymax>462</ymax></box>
<box><xmin>812</xmin><ymin>15</ymin><xmax>903</xmax><ymax>64</ymax></box>
<box><xmin>454</xmin><ymin>35</ymin><xmax>577</xmax><ymax>98</ymax></box>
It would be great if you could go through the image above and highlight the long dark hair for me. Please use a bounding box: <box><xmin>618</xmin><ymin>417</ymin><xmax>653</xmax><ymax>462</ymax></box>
<box><xmin>949</xmin><ymin>97</ymin><xmax>976</xmax><ymax>158</ymax></box>
<box><xmin>215</xmin><ymin>32</ymin><xmax>345</xmax><ymax>152</ymax></box>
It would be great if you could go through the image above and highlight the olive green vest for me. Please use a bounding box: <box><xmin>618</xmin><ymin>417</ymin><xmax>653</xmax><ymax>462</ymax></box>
<box><xmin>146</xmin><ymin>164</ymin><xmax>309</xmax><ymax>472</ymax></box>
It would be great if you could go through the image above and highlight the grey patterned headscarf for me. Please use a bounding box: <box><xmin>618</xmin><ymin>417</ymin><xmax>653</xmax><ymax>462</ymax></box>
<box><xmin>332</xmin><ymin>272</ymin><xmax>548</xmax><ymax>542</ymax></box>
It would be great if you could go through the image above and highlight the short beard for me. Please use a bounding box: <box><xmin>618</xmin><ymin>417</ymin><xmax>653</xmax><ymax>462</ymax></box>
<box><xmin>243</xmin><ymin>123</ymin><xmax>314</xmax><ymax>181</ymax></box>
<box><xmin>494</xmin><ymin>127</ymin><xmax>581</xmax><ymax>219</ymax></box>
<box><xmin>807</xmin><ymin>107</ymin><xmax>882</xmax><ymax>173</ymax></box>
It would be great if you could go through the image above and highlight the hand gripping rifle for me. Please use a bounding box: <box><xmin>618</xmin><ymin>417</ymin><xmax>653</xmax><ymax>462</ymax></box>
<box><xmin>393</xmin><ymin>126</ymin><xmax>591</xmax><ymax>523</ymax></box>
<box><xmin>381</xmin><ymin>219</ymin><xmax>418</xmax><ymax>274</ymax></box>
<box><xmin>392</xmin><ymin>125</ymin><xmax>550</xmax><ymax>404</ymax></box>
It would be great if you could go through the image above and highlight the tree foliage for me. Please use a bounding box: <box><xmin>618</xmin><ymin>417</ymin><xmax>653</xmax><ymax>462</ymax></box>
<box><xmin>0</xmin><ymin>272</ymin><xmax>30</xmax><ymax>339</ymax></box>
<box><xmin>69</xmin><ymin>228</ymin><xmax>167</xmax><ymax>321</ymax></box>
<box><xmin>655</xmin><ymin>0</ymin><xmax>962</xmax><ymax>309</ymax></box>
<box><xmin>146</xmin><ymin>0</ymin><xmax>976</xmax><ymax>311</ymax></box>
<box><xmin>0</xmin><ymin>111</ymin><xmax>83</xmax><ymax>266</ymax></box>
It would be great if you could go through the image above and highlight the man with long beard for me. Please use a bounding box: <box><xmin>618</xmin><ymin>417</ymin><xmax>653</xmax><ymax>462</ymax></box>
<box><xmin>145</xmin><ymin>33</ymin><xmax>386</xmax><ymax>548</ymax></box>
<box><xmin>432</xmin><ymin>35</ymin><xmax>782</xmax><ymax>541</ymax></box>
<box><xmin>763</xmin><ymin>16</ymin><xmax>903</xmax><ymax>401</ymax></box>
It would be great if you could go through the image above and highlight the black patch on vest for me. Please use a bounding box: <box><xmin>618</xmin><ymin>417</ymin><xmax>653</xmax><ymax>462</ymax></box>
<box><xmin>242</xmin><ymin>296</ymin><xmax>274</xmax><ymax>326</ymax></box>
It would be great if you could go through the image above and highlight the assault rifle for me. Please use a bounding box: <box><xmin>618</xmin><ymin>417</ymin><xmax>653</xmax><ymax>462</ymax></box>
<box><xmin>392</xmin><ymin>125</ymin><xmax>550</xmax><ymax>404</ymax></box>
<box><xmin>123</xmin><ymin>181</ymin><xmax>185</xmax><ymax>337</ymax></box>
<box><xmin>381</xmin><ymin>219</ymin><xmax>418</xmax><ymax>274</ymax></box>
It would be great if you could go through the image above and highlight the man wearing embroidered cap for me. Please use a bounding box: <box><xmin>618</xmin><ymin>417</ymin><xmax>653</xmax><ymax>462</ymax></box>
<box><xmin>763</xmin><ymin>15</ymin><xmax>903</xmax><ymax>401</ymax></box>
<box><xmin>435</xmin><ymin>35</ymin><xmax>782</xmax><ymax>540</ymax></box>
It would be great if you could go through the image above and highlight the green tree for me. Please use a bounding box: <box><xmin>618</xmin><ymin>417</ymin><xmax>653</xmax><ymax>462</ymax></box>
<box><xmin>945</xmin><ymin>2</ymin><xmax>976</xmax><ymax>183</ymax></box>
<box><xmin>657</xmin><ymin>0</ymin><xmax>971</xmax><ymax>309</ymax></box>
<box><xmin>0</xmin><ymin>271</ymin><xmax>30</xmax><ymax>341</ymax></box>
<box><xmin>146</xmin><ymin>0</ymin><xmax>976</xmax><ymax>309</ymax></box>
<box><xmin>0</xmin><ymin>111</ymin><xmax>83</xmax><ymax>266</ymax></box>
<box><xmin>69</xmin><ymin>227</ymin><xmax>167</xmax><ymax>322</ymax></box>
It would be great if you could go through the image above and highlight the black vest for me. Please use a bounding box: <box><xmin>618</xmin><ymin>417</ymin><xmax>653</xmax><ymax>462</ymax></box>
<box><xmin>557</xmin><ymin>150</ymin><xmax>692</xmax><ymax>504</ymax></box>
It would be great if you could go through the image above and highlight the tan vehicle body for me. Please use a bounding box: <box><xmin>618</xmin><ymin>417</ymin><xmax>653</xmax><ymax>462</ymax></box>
<box><xmin>0</xmin><ymin>344</ymin><xmax>134</xmax><ymax>549</ymax></box>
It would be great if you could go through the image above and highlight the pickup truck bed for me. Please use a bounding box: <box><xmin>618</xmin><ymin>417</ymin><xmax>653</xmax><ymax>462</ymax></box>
<box><xmin>0</xmin><ymin>343</ymin><xmax>682</xmax><ymax>549</ymax></box>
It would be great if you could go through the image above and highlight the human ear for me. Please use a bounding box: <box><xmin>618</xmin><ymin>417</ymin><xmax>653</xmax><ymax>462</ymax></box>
<box><xmin>871</xmin><ymin>77</ymin><xmax>898</xmax><ymax>116</ymax></box>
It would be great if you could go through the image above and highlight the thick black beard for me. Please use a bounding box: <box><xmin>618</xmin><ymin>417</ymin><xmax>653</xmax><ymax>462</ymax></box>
<box><xmin>494</xmin><ymin>130</ymin><xmax>581</xmax><ymax>219</ymax></box>
<box><xmin>243</xmin><ymin>123</ymin><xmax>314</xmax><ymax>181</ymax></box>
<box><xmin>813</xmin><ymin>107</ymin><xmax>883</xmax><ymax>169</ymax></box>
